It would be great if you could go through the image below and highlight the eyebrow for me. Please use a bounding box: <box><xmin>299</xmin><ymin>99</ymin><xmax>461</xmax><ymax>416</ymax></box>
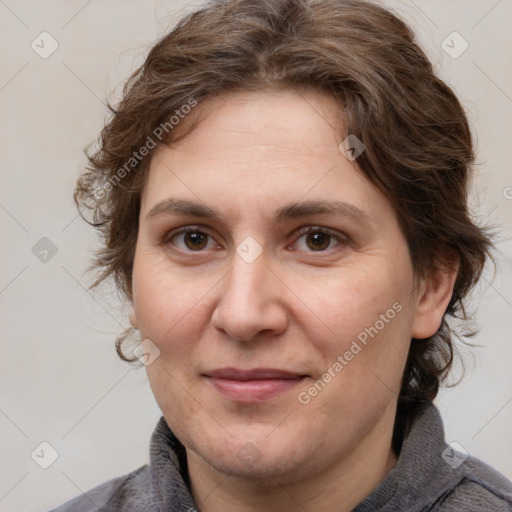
<box><xmin>145</xmin><ymin>198</ymin><xmax>375</xmax><ymax>227</ymax></box>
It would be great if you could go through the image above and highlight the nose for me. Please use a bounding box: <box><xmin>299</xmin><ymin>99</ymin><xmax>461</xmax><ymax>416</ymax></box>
<box><xmin>210</xmin><ymin>247</ymin><xmax>288</xmax><ymax>343</ymax></box>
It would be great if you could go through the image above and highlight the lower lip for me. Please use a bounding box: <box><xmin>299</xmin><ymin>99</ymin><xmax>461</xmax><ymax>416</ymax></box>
<box><xmin>206</xmin><ymin>376</ymin><xmax>305</xmax><ymax>403</ymax></box>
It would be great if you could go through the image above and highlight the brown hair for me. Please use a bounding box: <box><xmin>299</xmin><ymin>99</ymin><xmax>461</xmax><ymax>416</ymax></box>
<box><xmin>76</xmin><ymin>0</ymin><xmax>494</xmax><ymax>441</ymax></box>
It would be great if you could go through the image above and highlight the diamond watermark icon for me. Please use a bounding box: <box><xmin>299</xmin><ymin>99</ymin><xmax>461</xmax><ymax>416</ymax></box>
<box><xmin>31</xmin><ymin>441</ymin><xmax>59</xmax><ymax>469</ymax></box>
<box><xmin>31</xmin><ymin>32</ymin><xmax>59</xmax><ymax>59</ymax></box>
<box><xmin>441</xmin><ymin>441</ymin><xmax>469</xmax><ymax>469</ymax></box>
<box><xmin>441</xmin><ymin>32</ymin><xmax>468</xmax><ymax>59</ymax></box>
<box><xmin>237</xmin><ymin>442</ymin><xmax>262</xmax><ymax>467</ymax></box>
<box><xmin>236</xmin><ymin>236</ymin><xmax>263</xmax><ymax>264</ymax></box>
<box><xmin>32</xmin><ymin>237</ymin><xmax>58</xmax><ymax>263</ymax></box>
<box><xmin>134</xmin><ymin>338</ymin><xmax>161</xmax><ymax>366</ymax></box>
<box><xmin>339</xmin><ymin>134</ymin><xmax>365</xmax><ymax>161</ymax></box>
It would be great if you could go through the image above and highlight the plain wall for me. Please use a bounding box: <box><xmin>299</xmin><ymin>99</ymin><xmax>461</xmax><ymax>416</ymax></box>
<box><xmin>0</xmin><ymin>1</ymin><xmax>511</xmax><ymax>510</ymax></box>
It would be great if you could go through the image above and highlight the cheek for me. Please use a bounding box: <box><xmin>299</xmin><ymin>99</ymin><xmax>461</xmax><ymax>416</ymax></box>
<box><xmin>132</xmin><ymin>255</ymin><xmax>211</xmax><ymax>423</ymax></box>
<box><xmin>131</xmin><ymin>251</ymin><xmax>217</xmax><ymax>366</ymax></box>
<box><xmin>133</xmin><ymin>250</ymin><xmax>188</xmax><ymax>332</ymax></box>
<box><xmin>299</xmin><ymin>267</ymin><xmax>405</xmax><ymax>344</ymax></box>
<box><xmin>296</xmin><ymin>263</ymin><xmax>414</xmax><ymax>399</ymax></box>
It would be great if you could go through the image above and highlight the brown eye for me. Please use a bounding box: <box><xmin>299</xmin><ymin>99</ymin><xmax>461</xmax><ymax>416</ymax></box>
<box><xmin>293</xmin><ymin>227</ymin><xmax>346</xmax><ymax>252</ymax></box>
<box><xmin>183</xmin><ymin>231</ymin><xmax>209</xmax><ymax>250</ymax></box>
<box><xmin>167</xmin><ymin>227</ymin><xmax>216</xmax><ymax>252</ymax></box>
<box><xmin>304</xmin><ymin>231</ymin><xmax>331</xmax><ymax>251</ymax></box>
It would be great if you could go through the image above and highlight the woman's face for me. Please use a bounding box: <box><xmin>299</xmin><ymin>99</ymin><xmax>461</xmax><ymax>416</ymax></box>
<box><xmin>130</xmin><ymin>89</ymin><xmax>440</xmax><ymax>485</ymax></box>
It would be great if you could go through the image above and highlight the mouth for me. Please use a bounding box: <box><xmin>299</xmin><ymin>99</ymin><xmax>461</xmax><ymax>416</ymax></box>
<box><xmin>202</xmin><ymin>368</ymin><xmax>308</xmax><ymax>403</ymax></box>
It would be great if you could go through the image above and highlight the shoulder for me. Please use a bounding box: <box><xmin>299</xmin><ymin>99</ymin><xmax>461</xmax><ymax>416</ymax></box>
<box><xmin>48</xmin><ymin>465</ymin><xmax>156</xmax><ymax>512</ymax></box>
<box><xmin>431</xmin><ymin>455</ymin><xmax>512</xmax><ymax>511</ymax></box>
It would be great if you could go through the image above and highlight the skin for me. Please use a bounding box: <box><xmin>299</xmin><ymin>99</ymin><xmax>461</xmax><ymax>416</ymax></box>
<box><xmin>130</xmin><ymin>88</ymin><xmax>457</xmax><ymax>512</ymax></box>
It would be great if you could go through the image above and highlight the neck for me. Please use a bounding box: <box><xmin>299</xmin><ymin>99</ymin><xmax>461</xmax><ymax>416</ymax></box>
<box><xmin>186</xmin><ymin>403</ymin><xmax>399</xmax><ymax>512</ymax></box>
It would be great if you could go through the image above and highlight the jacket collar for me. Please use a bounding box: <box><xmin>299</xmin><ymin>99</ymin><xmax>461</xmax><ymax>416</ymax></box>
<box><xmin>149</xmin><ymin>402</ymin><xmax>456</xmax><ymax>511</ymax></box>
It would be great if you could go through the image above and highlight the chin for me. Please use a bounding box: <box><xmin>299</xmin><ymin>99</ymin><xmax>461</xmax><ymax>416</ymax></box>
<box><xmin>214</xmin><ymin>455</ymin><xmax>304</xmax><ymax>485</ymax></box>
<box><xmin>194</xmin><ymin>435</ymin><xmax>316</xmax><ymax>485</ymax></box>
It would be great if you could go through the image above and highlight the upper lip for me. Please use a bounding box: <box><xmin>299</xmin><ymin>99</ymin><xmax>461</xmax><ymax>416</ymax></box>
<box><xmin>204</xmin><ymin>368</ymin><xmax>306</xmax><ymax>380</ymax></box>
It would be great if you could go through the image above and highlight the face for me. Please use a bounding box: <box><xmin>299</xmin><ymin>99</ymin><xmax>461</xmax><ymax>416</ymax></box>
<box><xmin>130</xmin><ymin>89</ymin><xmax>441</xmax><ymax>485</ymax></box>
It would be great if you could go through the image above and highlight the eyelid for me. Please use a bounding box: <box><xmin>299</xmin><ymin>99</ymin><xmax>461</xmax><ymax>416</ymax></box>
<box><xmin>293</xmin><ymin>225</ymin><xmax>348</xmax><ymax>241</ymax></box>
<box><xmin>164</xmin><ymin>224</ymin><xmax>211</xmax><ymax>239</ymax></box>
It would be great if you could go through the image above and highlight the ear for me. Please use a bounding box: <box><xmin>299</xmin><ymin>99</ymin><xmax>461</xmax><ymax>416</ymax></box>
<box><xmin>411</xmin><ymin>261</ymin><xmax>459</xmax><ymax>339</ymax></box>
<box><xmin>129</xmin><ymin>307</ymin><xmax>139</xmax><ymax>329</ymax></box>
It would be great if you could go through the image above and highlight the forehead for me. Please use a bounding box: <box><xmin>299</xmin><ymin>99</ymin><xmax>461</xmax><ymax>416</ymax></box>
<box><xmin>172</xmin><ymin>89</ymin><xmax>343</xmax><ymax>160</ymax></box>
<box><xmin>140</xmin><ymin>89</ymin><xmax>395</xmax><ymax>229</ymax></box>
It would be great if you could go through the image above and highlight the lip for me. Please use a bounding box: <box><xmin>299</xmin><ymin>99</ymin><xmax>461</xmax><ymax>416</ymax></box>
<box><xmin>203</xmin><ymin>367</ymin><xmax>307</xmax><ymax>403</ymax></box>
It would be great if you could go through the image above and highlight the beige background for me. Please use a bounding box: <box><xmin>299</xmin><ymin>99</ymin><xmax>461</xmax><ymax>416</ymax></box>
<box><xmin>0</xmin><ymin>0</ymin><xmax>511</xmax><ymax>510</ymax></box>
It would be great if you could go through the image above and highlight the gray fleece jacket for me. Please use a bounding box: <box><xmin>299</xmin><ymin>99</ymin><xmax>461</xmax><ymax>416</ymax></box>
<box><xmin>50</xmin><ymin>402</ymin><xmax>512</xmax><ymax>511</ymax></box>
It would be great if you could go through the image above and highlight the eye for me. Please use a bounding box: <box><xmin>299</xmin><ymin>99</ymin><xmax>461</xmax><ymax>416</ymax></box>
<box><xmin>292</xmin><ymin>226</ymin><xmax>347</xmax><ymax>252</ymax></box>
<box><xmin>165</xmin><ymin>226</ymin><xmax>218</xmax><ymax>252</ymax></box>
<box><xmin>164</xmin><ymin>225</ymin><xmax>348</xmax><ymax>254</ymax></box>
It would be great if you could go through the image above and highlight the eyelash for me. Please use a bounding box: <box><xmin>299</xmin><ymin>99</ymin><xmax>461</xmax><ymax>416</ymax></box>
<box><xmin>164</xmin><ymin>225</ymin><xmax>348</xmax><ymax>254</ymax></box>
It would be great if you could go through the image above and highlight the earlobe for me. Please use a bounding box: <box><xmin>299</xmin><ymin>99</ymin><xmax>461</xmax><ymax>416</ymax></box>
<box><xmin>129</xmin><ymin>307</ymin><xmax>139</xmax><ymax>329</ymax></box>
<box><xmin>411</xmin><ymin>263</ymin><xmax>458</xmax><ymax>339</ymax></box>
